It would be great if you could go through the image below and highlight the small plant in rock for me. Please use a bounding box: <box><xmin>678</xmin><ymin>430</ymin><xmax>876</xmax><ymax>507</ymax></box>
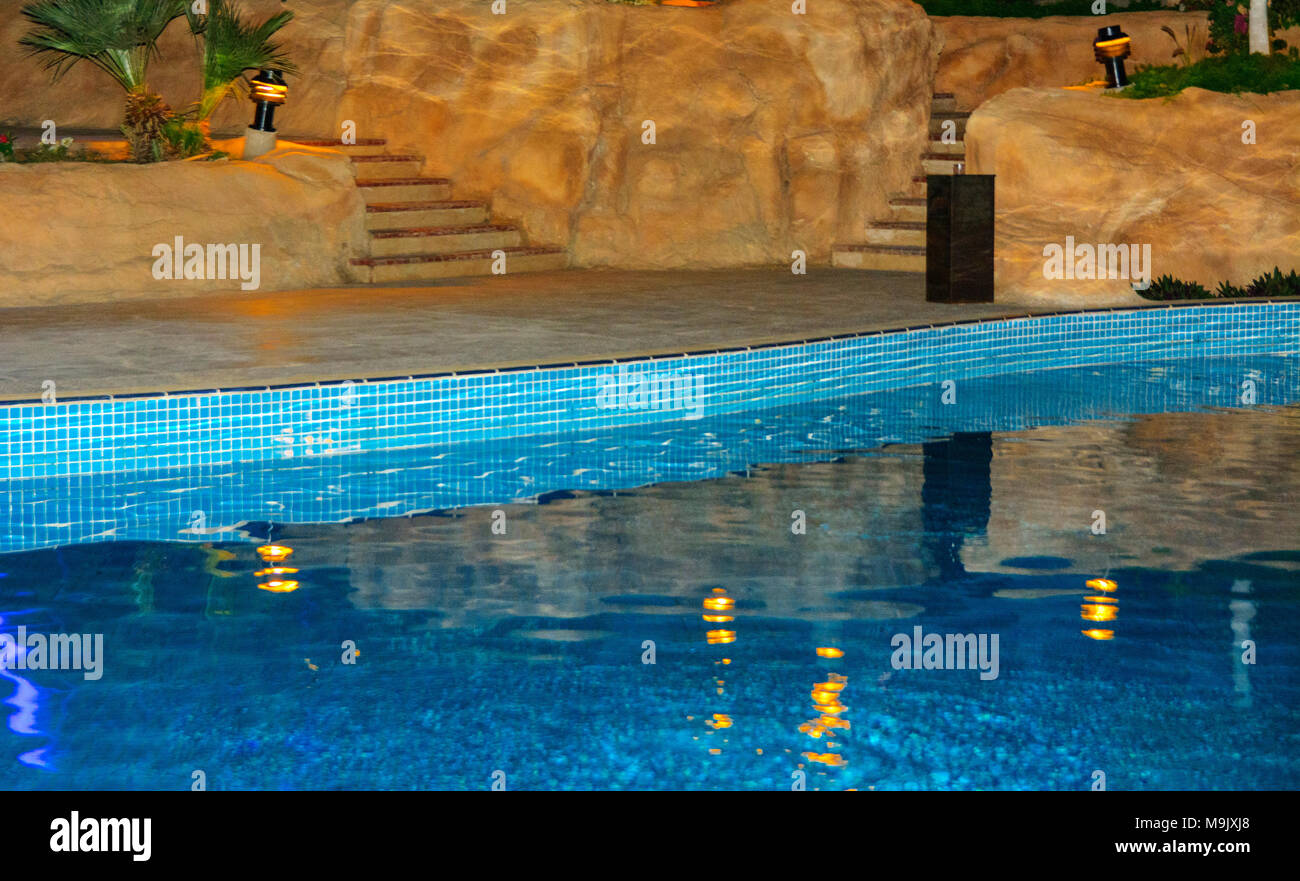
<box><xmin>0</xmin><ymin>133</ymin><xmax>14</xmax><ymax>162</ymax></box>
<box><xmin>1242</xmin><ymin>266</ymin><xmax>1300</xmax><ymax>297</ymax></box>
<box><xmin>18</xmin><ymin>136</ymin><xmax>78</xmax><ymax>162</ymax></box>
<box><xmin>160</xmin><ymin>117</ymin><xmax>209</xmax><ymax>159</ymax></box>
<box><xmin>1162</xmin><ymin>22</ymin><xmax>1211</xmax><ymax>67</ymax></box>
<box><xmin>1145</xmin><ymin>274</ymin><xmax>1213</xmax><ymax>300</ymax></box>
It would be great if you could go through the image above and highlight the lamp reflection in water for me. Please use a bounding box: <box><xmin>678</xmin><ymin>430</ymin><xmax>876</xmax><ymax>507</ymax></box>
<box><xmin>701</xmin><ymin>589</ymin><xmax>736</xmax><ymax>755</ymax></box>
<box><xmin>256</xmin><ymin>543</ymin><xmax>300</xmax><ymax>593</ymax></box>
<box><xmin>1081</xmin><ymin>577</ymin><xmax>1118</xmax><ymax>640</ymax></box>
<box><xmin>799</xmin><ymin>636</ymin><xmax>850</xmax><ymax>775</ymax></box>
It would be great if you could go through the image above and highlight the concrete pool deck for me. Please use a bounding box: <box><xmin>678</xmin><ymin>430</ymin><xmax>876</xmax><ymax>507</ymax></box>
<box><xmin>0</xmin><ymin>268</ymin><xmax>1135</xmax><ymax>401</ymax></box>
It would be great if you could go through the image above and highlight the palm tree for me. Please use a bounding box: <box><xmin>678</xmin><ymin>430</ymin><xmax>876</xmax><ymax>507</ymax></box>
<box><xmin>21</xmin><ymin>0</ymin><xmax>190</xmax><ymax>161</ymax></box>
<box><xmin>187</xmin><ymin>0</ymin><xmax>296</xmax><ymax>137</ymax></box>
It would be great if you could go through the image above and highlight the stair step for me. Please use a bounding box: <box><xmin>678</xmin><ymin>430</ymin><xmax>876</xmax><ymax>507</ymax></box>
<box><xmin>905</xmin><ymin>175</ymin><xmax>930</xmax><ymax>195</ymax></box>
<box><xmin>350</xmin><ymin>246</ymin><xmax>568</xmax><ymax>283</ymax></box>
<box><xmin>921</xmin><ymin>154</ymin><xmax>965</xmax><ymax>174</ymax></box>
<box><xmin>356</xmin><ymin>178</ymin><xmax>454</xmax><ymax>203</ymax></box>
<box><xmin>929</xmin><ymin>117</ymin><xmax>968</xmax><ymax>139</ymax></box>
<box><xmin>832</xmin><ymin>243</ymin><xmax>926</xmax><ymax>273</ymax></box>
<box><xmin>285</xmin><ymin>137</ymin><xmax>389</xmax><ymax>156</ymax></box>
<box><xmin>349</xmin><ymin>154</ymin><xmax>424</xmax><ymax>179</ymax></box>
<box><xmin>866</xmin><ymin>220</ymin><xmax>926</xmax><ymax>246</ymax></box>
<box><xmin>889</xmin><ymin>197</ymin><xmax>927</xmax><ymax>222</ymax></box>
<box><xmin>368</xmin><ymin>224</ymin><xmax>523</xmax><ymax>257</ymax></box>
<box><xmin>931</xmin><ymin>92</ymin><xmax>957</xmax><ymax>113</ymax></box>
<box><xmin>365</xmin><ymin>200</ymin><xmax>490</xmax><ymax>230</ymax></box>
<box><xmin>927</xmin><ymin>138</ymin><xmax>966</xmax><ymax>157</ymax></box>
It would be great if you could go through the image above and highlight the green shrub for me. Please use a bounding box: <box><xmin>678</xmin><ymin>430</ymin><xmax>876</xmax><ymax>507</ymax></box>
<box><xmin>1144</xmin><ymin>274</ymin><xmax>1213</xmax><ymax>300</ymax></box>
<box><xmin>1118</xmin><ymin>48</ymin><xmax>1300</xmax><ymax>96</ymax></box>
<box><xmin>1140</xmin><ymin>268</ymin><xmax>1300</xmax><ymax>300</ymax></box>
<box><xmin>1240</xmin><ymin>267</ymin><xmax>1300</xmax><ymax>297</ymax></box>
<box><xmin>160</xmin><ymin>118</ymin><xmax>209</xmax><ymax>159</ymax></box>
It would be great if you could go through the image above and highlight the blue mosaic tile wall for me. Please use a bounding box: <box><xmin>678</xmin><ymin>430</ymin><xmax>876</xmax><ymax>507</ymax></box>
<box><xmin>2</xmin><ymin>352</ymin><xmax>1297</xmax><ymax>554</ymax></box>
<box><xmin>0</xmin><ymin>300</ymin><xmax>1296</xmax><ymax>482</ymax></box>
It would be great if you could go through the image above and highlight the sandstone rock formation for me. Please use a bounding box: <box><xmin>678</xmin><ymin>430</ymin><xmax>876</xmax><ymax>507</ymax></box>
<box><xmin>966</xmin><ymin>86</ymin><xmax>1300</xmax><ymax>306</ymax></box>
<box><xmin>334</xmin><ymin>0</ymin><xmax>936</xmax><ymax>268</ymax></box>
<box><xmin>1</xmin><ymin>0</ymin><xmax>937</xmax><ymax>276</ymax></box>
<box><xmin>0</xmin><ymin>145</ymin><xmax>367</xmax><ymax>305</ymax></box>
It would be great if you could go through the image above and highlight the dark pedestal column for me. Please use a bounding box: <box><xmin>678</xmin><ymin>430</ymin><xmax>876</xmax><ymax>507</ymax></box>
<box><xmin>926</xmin><ymin>175</ymin><xmax>995</xmax><ymax>304</ymax></box>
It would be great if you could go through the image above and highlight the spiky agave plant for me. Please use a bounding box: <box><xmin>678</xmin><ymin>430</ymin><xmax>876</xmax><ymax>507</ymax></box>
<box><xmin>187</xmin><ymin>0</ymin><xmax>296</xmax><ymax>137</ymax></box>
<box><xmin>21</xmin><ymin>0</ymin><xmax>189</xmax><ymax>162</ymax></box>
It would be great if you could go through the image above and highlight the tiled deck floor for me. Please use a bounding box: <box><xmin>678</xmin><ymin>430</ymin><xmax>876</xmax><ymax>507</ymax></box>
<box><xmin>0</xmin><ymin>269</ymin><xmax>1038</xmax><ymax>400</ymax></box>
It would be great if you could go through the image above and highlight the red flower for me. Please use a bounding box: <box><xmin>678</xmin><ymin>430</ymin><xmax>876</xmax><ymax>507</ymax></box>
<box><xmin>0</xmin><ymin>135</ymin><xmax>9</xmax><ymax>144</ymax></box>
<box><xmin>1235</xmin><ymin>13</ymin><xmax>1249</xmax><ymax>34</ymax></box>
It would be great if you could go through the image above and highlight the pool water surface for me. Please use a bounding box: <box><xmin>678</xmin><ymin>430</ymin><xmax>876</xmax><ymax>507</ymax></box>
<box><xmin>1</xmin><ymin>355</ymin><xmax>1298</xmax><ymax>790</ymax></box>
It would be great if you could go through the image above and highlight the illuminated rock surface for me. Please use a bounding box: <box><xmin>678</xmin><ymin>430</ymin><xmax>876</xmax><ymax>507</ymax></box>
<box><xmin>0</xmin><ymin>144</ymin><xmax>365</xmax><ymax>304</ymax></box>
<box><xmin>0</xmin><ymin>0</ymin><xmax>937</xmax><ymax>271</ymax></box>
<box><xmin>967</xmin><ymin>86</ymin><xmax>1300</xmax><ymax>305</ymax></box>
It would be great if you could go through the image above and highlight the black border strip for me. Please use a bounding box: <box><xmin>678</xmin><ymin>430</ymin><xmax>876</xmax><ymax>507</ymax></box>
<box><xmin>3</xmin><ymin>298</ymin><xmax>1296</xmax><ymax>407</ymax></box>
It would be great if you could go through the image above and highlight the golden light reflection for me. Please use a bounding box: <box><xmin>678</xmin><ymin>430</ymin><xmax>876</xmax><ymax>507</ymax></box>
<box><xmin>700</xmin><ymin>589</ymin><xmax>739</xmax><ymax>754</ymax></box>
<box><xmin>255</xmin><ymin>543</ymin><xmax>304</xmax><ymax>597</ymax></box>
<box><xmin>257</xmin><ymin>544</ymin><xmax>294</xmax><ymax>563</ymax></box>
<box><xmin>801</xmin><ymin>752</ymin><xmax>847</xmax><ymax>768</ymax></box>
<box><xmin>799</xmin><ymin>643</ymin><xmax>850</xmax><ymax>774</ymax></box>
<box><xmin>1081</xmin><ymin>603</ymin><xmax>1117</xmax><ymax>623</ymax></box>
<box><xmin>1081</xmin><ymin>578</ymin><xmax>1118</xmax><ymax>640</ymax></box>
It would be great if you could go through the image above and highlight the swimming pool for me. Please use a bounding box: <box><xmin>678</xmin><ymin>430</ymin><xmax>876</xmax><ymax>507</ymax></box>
<box><xmin>1</xmin><ymin>306</ymin><xmax>1298</xmax><ymax>790</ymax></box>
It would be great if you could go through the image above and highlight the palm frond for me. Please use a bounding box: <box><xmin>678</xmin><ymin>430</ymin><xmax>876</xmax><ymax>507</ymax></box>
<box><xmin>198</xmin><ymin>0</ymin><xmax>296</xmax><ymax>91</ymax></box>
<box><xmin>189</xmin><ymin>0</ymin><xmax>296</xmax><ymax>120</ymax></box>
<box><xmin>20</xmin><ymin>0</ymin><xmax>189</xmax><ymax>92</ymax></box>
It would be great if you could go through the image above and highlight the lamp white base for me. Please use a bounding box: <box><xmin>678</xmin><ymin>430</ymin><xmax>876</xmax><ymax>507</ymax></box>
<box><xmin>243</xmin><ymin>128</ymin><xmax>278</xmax><ymax>160</ymax></box>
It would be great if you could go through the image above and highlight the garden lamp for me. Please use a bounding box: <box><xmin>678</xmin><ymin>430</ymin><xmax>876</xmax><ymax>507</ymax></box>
<box><xmin>1093</xmin><ymin>25</ymin><xmax>1132</xmax><ymax>89</ymax></box>
<box><xmin>243</xmin><ymin>69</ymin><xmax>287</xmax><ymax>160</ymax></box>
<box><xmin>249</xmin><ymin>69</ymin><xmax>287</xmax><ymax>132</ymax></box>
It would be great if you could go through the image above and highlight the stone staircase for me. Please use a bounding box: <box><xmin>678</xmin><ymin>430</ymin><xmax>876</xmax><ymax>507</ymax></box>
<box><xmin>288</xmin><ymin>137</ymin><xmax>567</xmax><ymax>283</ymax></box>
<box><xmin>832</xmin><ymin>93</ymin><xmax>971</xmax><ymax>272</ymax></box>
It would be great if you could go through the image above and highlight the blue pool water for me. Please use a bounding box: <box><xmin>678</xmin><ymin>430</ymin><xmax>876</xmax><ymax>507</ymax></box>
<box><xmin>1</xmin><ymin>354</ymin><xmax>1298</xmax><ymax>789</ymax></box>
